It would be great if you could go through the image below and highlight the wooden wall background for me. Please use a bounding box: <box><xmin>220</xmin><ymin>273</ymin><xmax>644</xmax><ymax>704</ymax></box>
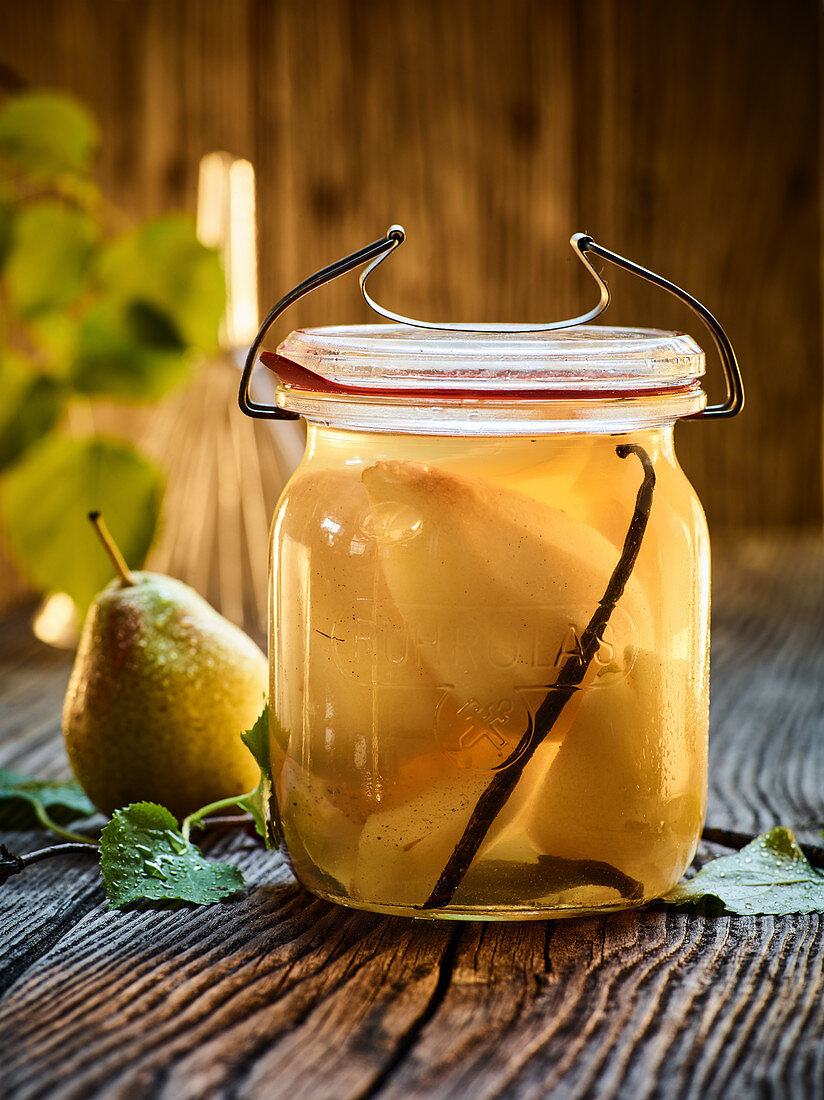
<box><xmin>0</xmin><ymin>0</ymin><xmax>821</xmax><ymax>534</ymax></box>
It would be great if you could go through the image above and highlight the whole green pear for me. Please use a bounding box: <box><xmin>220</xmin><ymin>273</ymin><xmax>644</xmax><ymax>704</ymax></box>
<box><xmin>63</xmin><ymin>524</ymin><xmax>267</xmax><ymax>818</ymax></box>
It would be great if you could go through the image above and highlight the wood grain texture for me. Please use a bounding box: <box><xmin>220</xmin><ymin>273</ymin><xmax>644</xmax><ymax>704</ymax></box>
<box><xmin>1</xmin><ymin>538</ymin><xmax>824</xmax><ymax>1098</ymax></box>
<box><xmin>249</xmin><ymin>0</ymin><xmax>580</xmax><ymax>329</ymax></box>
<box><xmin>0</xmin><ymin>0</ymin><xmax>819</xmax><ymax>533</ymax></box>
<box><xmin>708</xmin><ymin>537</ymin><xmax>824</xmax><ymax>839</ymax></box>
<box><xmin>0</xmin><ymin>609</ymin><xmax>102</xmax><ymax>997</ymax></box>
<box><xmin>578</xmin><ymin>0</ymin><xmax>823</xmax><ymax>531</ymax></box>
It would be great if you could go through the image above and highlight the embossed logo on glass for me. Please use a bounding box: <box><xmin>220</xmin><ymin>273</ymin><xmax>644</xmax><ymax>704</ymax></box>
<box><xmin>325</xmin><ymin>601</ymin><xmax>639</xmax><ymax>772</ymax></box>
<box><xmin>433</xmin><ymin>684</ymin><xmax>591</xmax><ymax>772</ymax></box>
<box><xmin>330</xmin><ymin>601</ymin><xmax>637</xmax><ymax>689</ymax></box>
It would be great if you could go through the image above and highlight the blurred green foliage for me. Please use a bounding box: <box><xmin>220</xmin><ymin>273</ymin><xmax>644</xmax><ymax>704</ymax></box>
<box><xmin>0</xmin><ymin>91</ymin><xmax>225</xmax><ymax>613</ymax></box>
<box><xmin>0</xmin><ymin>92</ymin><xmax>99</xmax><ymax>178</ymax></box>
<box><xmin>2</xmin><ymin>436</ymin><xmax>164</xmax><ymax>611</ymax></box>
<box><xmin>6</xmin><ymin>202</ymin><xmax>99</xmax><ymax>315</ymax></box>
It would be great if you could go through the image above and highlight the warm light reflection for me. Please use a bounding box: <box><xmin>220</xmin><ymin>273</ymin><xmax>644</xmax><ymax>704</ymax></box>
<box><xmin>32</xmin><ymin>592</ymin><xmax>79</xmax><ymax>649</ymax></box>
<box><xmin>196</xmin><ymin>151</ymin><xmax>227</xmax><ymax>250</ymax></box>
<box><xmin>196</xmin><ymin>151</ymin><xmax>258</xmax><ymax>350</ymax></box>
<box><xmin>227</xmin><ymin>158</ymin><xmax>258</xmax><ymax>348</ymax></box>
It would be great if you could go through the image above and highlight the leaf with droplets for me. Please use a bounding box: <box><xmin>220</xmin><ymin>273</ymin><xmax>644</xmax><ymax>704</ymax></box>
<box><xmin>100</xmin><ymin>802</ymin><xmax>245</xmax><ymax>908</ymax></box>
<box><xmin>663</xmin><ymin>827</ymin><xmax>824</xmax><ymax>916</ymax></box>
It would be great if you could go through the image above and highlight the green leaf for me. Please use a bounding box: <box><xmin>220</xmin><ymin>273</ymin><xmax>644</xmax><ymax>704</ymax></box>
<box><xmin>238</xmin><ymin>705</ymin><xmax>275</xmax><ymax>847</ymax></box>
<box><xmin>0</xmin><ymin>767</ymin><xmax>97</xmax><ymax>840</ymax></box>
<box><xmin>69</xmin><ymin>300</ymin><xmax>191</xmax><ymax>400</ymax></box>
<box><xmin>1</xmin><ymin>434</ymin><xmax>163</xmax><ymax>610</ymax></box>
<box><xmin>0</xmin><ymin>768</ymin><xmax>96</xmax><ymax>820</ymax></box>
<box><xmin>663</xmin><ymin>827</ymin><xmax>824</xmax><ymax>916</ymax></box>
<box><xmin>241</xmin><ymin>705</ymin><xmax>270</xmax><ymax>774</ymax></box>
<box><xmin>5</xmin><ymin>201</ymin><xmax>99</xmax><ymax>316</ymax></box>
<box><xmin>100</xmin><ymin>802</ymin><xmax>245</xmax><ymax>908</ymax></box>
<box><xmin>0</xmin><ymin>352</ymin><xmax>64</xmax><ymax>471</ymax></box>
<box><xmin>25</xmin><ymin>311</ymin><xmax>79</xmax><ymax>372</ymax></box>
<box><xmin>0</xmin><ymin>91</ymin><xmax>99</xmax><ymax>178</ymax></box>
<box><xmin>97</xmin><ymin>216</ymin><xmax>224</xmax><ymax>354</ymax></box>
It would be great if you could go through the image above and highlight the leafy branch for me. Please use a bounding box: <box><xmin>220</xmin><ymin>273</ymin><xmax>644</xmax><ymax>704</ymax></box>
<box><xmin>0</xmin><ymin>709</ymin><xmax>272</xmax><ymax>908</ymax></box>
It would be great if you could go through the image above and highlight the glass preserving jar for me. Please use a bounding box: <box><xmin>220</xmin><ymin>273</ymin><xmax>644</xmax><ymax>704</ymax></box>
<box><xmin>240</xmin><ymin>230</ymin><xmax>743</xmax><ymax>921</ymax></box>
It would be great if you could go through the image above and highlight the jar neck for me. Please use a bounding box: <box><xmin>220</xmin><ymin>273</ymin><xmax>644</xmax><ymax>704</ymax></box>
<box><xmin>303</xmin><ymin>423</ymin><xmax>676</xmax><ymax>467</ymax></box>
<box><xmin>288</xmin><ymin>390</ymin><xmax>702</xmax><ymax>435</ymax></box>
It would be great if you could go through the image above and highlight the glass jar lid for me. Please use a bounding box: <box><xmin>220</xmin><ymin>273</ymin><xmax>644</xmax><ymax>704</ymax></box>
<box><xmin>279</xmin><ymin>323</ymin><xmax>703</xmax><ymax>391</ymax></box>
<box><xmin>268</xmin><ymin>323</ymin><xmax>707</xmax><ymax>434</ymax></box>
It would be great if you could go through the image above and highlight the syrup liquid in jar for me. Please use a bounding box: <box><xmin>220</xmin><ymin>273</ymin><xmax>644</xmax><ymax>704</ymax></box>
<box><xmin>270</xmin><ymin>417</ymin><xmax>709</xmax><ymax>920</ymax></box>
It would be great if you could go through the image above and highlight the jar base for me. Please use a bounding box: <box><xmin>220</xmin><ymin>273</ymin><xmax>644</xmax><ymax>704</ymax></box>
<box><xmin>305</xmin><ymin>885</ymin><xmax>660</xmax><ymax>922</ymax></box>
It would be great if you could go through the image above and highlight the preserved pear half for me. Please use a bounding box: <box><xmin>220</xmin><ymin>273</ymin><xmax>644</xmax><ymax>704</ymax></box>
<box><xmin>361</xmin><ymin>459</ymin><xmax>652</xmax><ymax>711</ymax></box>
<box><xmin>350</xmin><ymin>459</ymin><xmax>658</xmax><ymax>906</ymax></box>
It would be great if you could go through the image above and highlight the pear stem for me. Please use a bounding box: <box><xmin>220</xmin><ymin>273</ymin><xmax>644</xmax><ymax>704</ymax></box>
<box><xmin>88</xmin><ymin>512</ymin><xmax>134</xmax><ymax>587</ymax></box>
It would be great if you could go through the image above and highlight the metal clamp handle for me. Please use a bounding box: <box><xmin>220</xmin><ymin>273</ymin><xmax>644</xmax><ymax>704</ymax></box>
<box><xmin>573</xmin><ymin>235</ymin><xmax>744</xmax><ymax>419</ymax></box>
<box><xmin>239</xmin><ymin>226</ymin><xmax>743</xmax><ymax>420</ymax></box>
<box><xmin>238</xmin><ymin>226</ymin><xmax>404</xmax><ymax>419</ymax></box>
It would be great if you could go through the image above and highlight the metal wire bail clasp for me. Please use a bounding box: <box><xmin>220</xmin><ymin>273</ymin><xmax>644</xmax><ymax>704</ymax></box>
<box><xmin>239</xmin><ymin>226</ymin><xmax>744</xmax><ymax>420</ymax></box>
<box><xmin>238</xmin><ymin>227</ymin><xmax>404</xmax><ymax>420</ymax></box>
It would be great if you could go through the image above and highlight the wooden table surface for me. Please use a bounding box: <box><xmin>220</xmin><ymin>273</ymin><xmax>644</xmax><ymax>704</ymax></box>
<box><xmin>1</xmin><ymin>536</ymin><xmax>824</xmax><ymax>1100</ymax></box>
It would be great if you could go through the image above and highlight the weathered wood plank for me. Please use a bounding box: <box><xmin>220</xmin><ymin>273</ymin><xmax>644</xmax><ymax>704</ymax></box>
<box><xmin>0</xmin><ymin>607</ymin><xmax>102</xmax><ymax>996</ymax></box>
<box><xmin>0</xmin><ymin>848</ymin><xmax>455</xmax><ymax>1100</ymax></box>
<box><xmin>0</xmin><ymin>608</ymin><xmax>73</xmax><ymax>776</ymax></box>
<box><xmin>142</xmin><ymin>0</ymin><xmax>255</xmax><ymax>215</ymax></box>
<box><xmin>250</xmin><ymin>0</ymin><xmax>579</xmax><ymax>329</ymax></box>
<box><xmin>0</xmin><ymin>838</ymin><xmax>102</xmax><ymax>998</ymax></box>
<box><xmin>708</xmin><ymin>536</ymin><xmax>824</xmax><ymax>842</ymax></box>
<box><xmin>376</xmin><ymin>907</ymin><xmax>824</xmax><ymax>1099</ymax></box>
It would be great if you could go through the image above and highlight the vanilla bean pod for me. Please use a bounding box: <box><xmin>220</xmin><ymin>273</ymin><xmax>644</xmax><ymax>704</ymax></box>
<box><xmin>421</xmin><ymin>443</ymin><xmax>656</xmax><ymax>910</ymax></box>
